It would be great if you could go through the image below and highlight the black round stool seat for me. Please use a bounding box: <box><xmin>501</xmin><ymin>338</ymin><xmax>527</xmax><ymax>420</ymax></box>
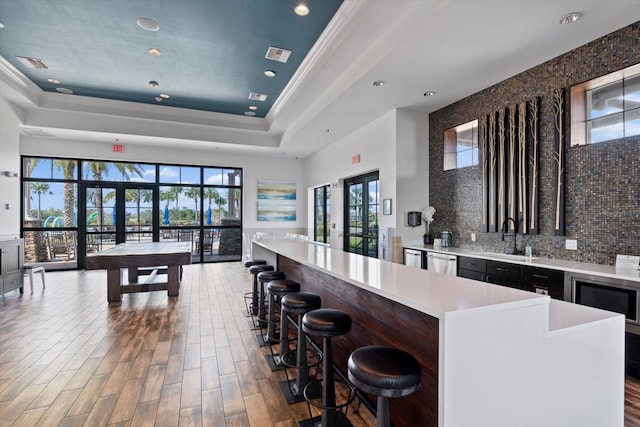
<box><xmin>348</xmin><ymin>345</ymin><xmax>421</xmax><ymax>398</ymax></box>
<box><xmin>281</xmin><ymin>292</ymin><xmax>321</xmax><ymax>314</ymax></box>
<box><xmin>302</xmin><ymin>308</ymin><xmax>352</xmax><ymax>338</ymax></box>
<box><xmin>244</xmin><ymin>259</ymin><xmax>267</xmax><ymax>268</ymax></box>
<box><xmin>257</xmin><ymin>270</ymin><xmax>286</xmax><ymax>282</ymax></box>
<box><xmin>249</xmin><ymin>264</ymin><xmax>274</xmax><ymax>275</ymax></box>
<box><xmin>267</xmin><ymin>279</ymin><xmax>300</xmax><ymax>295</ymax></box>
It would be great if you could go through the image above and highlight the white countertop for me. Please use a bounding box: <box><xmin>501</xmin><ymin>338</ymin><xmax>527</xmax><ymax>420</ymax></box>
<box><xmin>404</xmin><ymin>244</ymin><xmax>640</xmax><ymax>283</ymax></box>
<box><xmin>254</xmin><ymin>239</ymin><xmax>550</xmax><ymax>320</ymax></box>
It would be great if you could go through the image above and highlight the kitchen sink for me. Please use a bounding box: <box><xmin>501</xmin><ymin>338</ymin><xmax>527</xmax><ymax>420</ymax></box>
<box><xmin>477</xmin><ymin>252</ymin><xmax>538</xmax><ymax>260</ymax></box>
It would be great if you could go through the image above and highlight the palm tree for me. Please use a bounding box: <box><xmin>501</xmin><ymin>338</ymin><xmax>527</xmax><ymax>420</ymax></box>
<box><xmin>214</xmin><ymin>193</ymin><xmax>227</xmax><ymax>224</ymax></box>
<box><xmin>184</xmin><ymin>187</ymin><xmax>201</xmax><ymax>223</ymax></box>
<box><xmin>160</xmin><ymin>187</ymin><xmax>183</xmax><ymax>223</ymax></box>
<box><xmin>85</xmin><ymin>162</ymin><xmax>144</xmax><ymax>227</ymax></box>
<box><xmin>203</xmin><ymin>188</ymin><xmax>219</xmax><ymax>223</ymax></box>
<box><xmin>54</xmin><ymin>159</ymin><xmax>77</xmax><ymax>227</ymax></box>
<box><xmin>30</xmin><ymin>182</ymin><xmax>52</xmax><ymax>219</ymax></box>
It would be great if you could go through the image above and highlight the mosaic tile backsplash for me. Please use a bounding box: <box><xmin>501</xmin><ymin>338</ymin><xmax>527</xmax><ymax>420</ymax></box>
<box><xmin>428</xmin><ymin>22</ymin><xmax>639</xmax><ymax>265</ymax></box>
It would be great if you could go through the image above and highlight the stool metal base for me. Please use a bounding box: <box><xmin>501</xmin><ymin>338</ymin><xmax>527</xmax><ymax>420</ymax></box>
<box><xmin>298</xmin><ymin>411</ymin><xmax>352</xmax><ymax>427</ymax></box>
<box><xmin>265</xmin><ymin>354</ymin><xmax>286</xmax><ymax>372</ymax></box>
<box><xmin>256</xmin><ymin>333</ymin><xmax>270</xmax><ymax>347</ymax></box>
<box><xmin>279</xmin><ymin>378</ymin><xmax>319</xmax><ymax>404</ymax></box>
<box><xmin>300</xmin><ymin>379</ymin><xmax>355</xmax><ymax>427</ymax></box>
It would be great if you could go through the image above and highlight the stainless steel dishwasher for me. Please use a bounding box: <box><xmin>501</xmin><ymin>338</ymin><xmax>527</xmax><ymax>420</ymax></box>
<box><xmin>426</xmin><ymin>251</ymin><xmax>457</xmax><ymax>275</ymax></box>
<box><xmin>403</xmin><ymin>248</ymin><xmax>423</xmax><ymax>268</ymax></box>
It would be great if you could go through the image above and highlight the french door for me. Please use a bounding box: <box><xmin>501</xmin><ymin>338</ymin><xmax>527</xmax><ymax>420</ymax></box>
<box><xmin>77</xmin><ymin>183</ymin><xmax>158</xmax><ymax>268</ymax></box>
<box><xmin>344</xmin><ymin>171</ymin><xmax>379</xmax><ymax>258</ymax></box>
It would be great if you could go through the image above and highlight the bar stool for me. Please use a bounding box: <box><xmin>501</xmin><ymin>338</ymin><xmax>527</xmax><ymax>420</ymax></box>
<box><xmin>347</xmin><ymin>346</ymin><xmax>421</xmax><ymax>427</ymax></box>
<box><xmin>265</xmin><ymin>279</ymin><xmax>300</xmax><ymax>371</ymax></box>
<box><xmin>244</xmin><ymin>259</ymin><xmax>267</xmax><ymax>268</ymax></box>
<box><xmin>255</xmin><ymin>270</ymin><xmax>286</xmax><ymax>344</ymax></box>
<box><xmin>243</xmin><ymin>259</ymin><xmax>267</xmax><ymax>315</ymax></box>
<box><xmin>279</xmin><ymin>292</ymin><xmax>322</xmax><ymax>404</ymax></box>
<box><xmin>300</xmin><ymin>308</ymin><xmax>355</xmax><ymax>427</ymax></box>
<box><xmin>248</xmin><ymin>264</ymin><xmax>274</xmax><ymax>319</ymax></box>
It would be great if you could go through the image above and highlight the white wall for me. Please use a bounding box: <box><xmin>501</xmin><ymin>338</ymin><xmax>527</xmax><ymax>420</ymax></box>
<box><xmin>396</xmin><ymin>109</ymin><xmax>429</xmax><ymax>245</ymax></box>
<box><xmin>18</xmin><ymin>135</ymin><xmax>306</xmax><ymax>238</ymax></box>
<box><xmin>304</xmin><ymin>110</ymin><xmax>396</xmax><ymax>249</ymax></box>
<box><xmin>304</xmin><ymin>108</ymin><xmax>429</xmax><ymax>251</ymax></box>
<box><xmin>0</xmin><ymin>97</ymin><xmax>24</xmax><ymax>238</ymax></box>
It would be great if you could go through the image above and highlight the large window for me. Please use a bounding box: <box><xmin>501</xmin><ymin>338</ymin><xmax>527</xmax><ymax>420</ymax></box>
<box><xmin>22</xmin><ymin>157</ymin><xmax>243</xmax><ymax>268</ymax></box>
<box><xmin>571</xmin><ymin>63</ymin><xmax>640</xmax><ymax>146</ymax></box>
<box><xmin>314</xmin><ymin>185</ymin><xmax>330</xmax><ymax>243</ymax></box>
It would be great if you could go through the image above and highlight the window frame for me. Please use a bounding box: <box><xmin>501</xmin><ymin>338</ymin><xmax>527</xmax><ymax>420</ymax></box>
<box><xmin>313</xmin><ymin>184</ymin><xmax>330</xmax><ymax>244</ymax></box>
<box><xmin>570</xmin><ymin>62</ymin><xmax>640</xmax><ymax>146</ymax></box>
<box><xmin>444</xmin><ymin>119</ymin><xmax>479</xmax><ymax>170</ymax></box>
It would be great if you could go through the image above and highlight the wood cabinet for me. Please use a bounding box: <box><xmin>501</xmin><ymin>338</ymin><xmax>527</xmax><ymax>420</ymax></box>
<box><xmin>486</xmin><ymin>260</ymin><xmax>521</xmax><ymax>289</ymax></box>
<box><xmin>627</xmin><ymin>332</ymin><xmax>640</xmax><ymax>378</ymax></box>
<box><xmin>458</xmin><ymin>257</ymin><xmax>522</xmax><ymax>290</ymax></box>
<box><xmin>457</xmin><ymin>256</ymin><xmax>486</xmax><ymax>281</ymax></box>
<box><xmin>457</xmin><ymin>256</ymin><xmax>564</xmax><ymax>299</ymax></box>
<box><xmin>520</xmin><ymin>265</ymin><xmax>565</xmax><ymax>299</ymax></box>
<box><xmin>1</xmin><ymin>239</ymin><xmax>24</xmax><ymax>295</ymax></box>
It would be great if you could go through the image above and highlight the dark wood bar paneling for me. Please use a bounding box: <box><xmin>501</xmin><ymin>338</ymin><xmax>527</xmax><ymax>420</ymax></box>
<box><xmin>278</xmin><ymin>255</ymin><xmax>439</xmax><ymax>427</ymax></box>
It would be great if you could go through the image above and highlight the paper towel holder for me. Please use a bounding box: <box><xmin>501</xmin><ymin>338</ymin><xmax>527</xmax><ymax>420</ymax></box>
<box><xmin>408</xmin><ymin>211</ymin><xmax>421</xmax><ymax>227</ymax></box>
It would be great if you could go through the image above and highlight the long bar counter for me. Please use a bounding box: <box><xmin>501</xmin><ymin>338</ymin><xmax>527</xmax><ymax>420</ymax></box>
<box><xmin>253</xmin><ymin>239</ymin><xmax>625</xmax><ymax>427</ymax></box>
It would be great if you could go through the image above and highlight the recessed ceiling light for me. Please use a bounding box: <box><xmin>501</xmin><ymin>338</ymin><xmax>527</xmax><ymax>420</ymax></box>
<box><xmin>264</xmin><ymin>70</ymin><xmax>276</xmax><ymax>77</ymax></box>
<box><xmin>373</xmin><ymin>80</ymin><xmax>385</xmax><ymax>87</ymax></box>
<box><xmin>148</xmin><ymin>80</ymin><xmax>159</xmax><ymax>88</ymax></box>
<box><xmin>137</xmin><ymin>18</ymin><xmax>159</xmax><ymax>31</ymax></box>
<box><xmin>148</xmin><ymin>48</ymin><xmax>162</xmax><ymax>57</ymax></box>
<box><xmin>423</xmin><ymin>91</ymin><xmax>436</xmax><ymax>97</ymax></box>
<box><xmin>559</xmin><ymin>12</ymin><xmax>581</xmax><ymax>25</ymax></box>
<box><xmin>0</xmin><ymin>23</ymin><xmax>4</xmax><ymax>29</ymax></box>
<box><xmin>294</xmin><ymin>3</ymin><xmax>310</xmax><ymax>16</ymax></box>
<box><xmin>249</xmin><ymin>105</ymin><xmax>258</xmax><ymax>110</ymax></box>
<box><xmin>159</xmin><ymin>93</ymin><xmax>170</xmax><ymax>99</ymax></box>
<box><xmin>155</xmin><ymin>96</ymin><xmax>163</xmax><ymax>102</ymax></box>
<box><xmin>56</xmin><ymin>87</ymin><xmax>73</xmax><ymax>94</ymax></box>
<box><xmin>244</xmin><ymin>111</ymin><xmax>256</xmax><ymax>116</ymax></box>
<box><xmin>47</xmin><ymin>78</ymin><xmax>60</xmax><ymax>84</ymax></box>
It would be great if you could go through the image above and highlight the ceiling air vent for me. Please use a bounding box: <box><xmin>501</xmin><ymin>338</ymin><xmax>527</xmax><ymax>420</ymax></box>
<box><xmin>248</xmin><ymin>92</ymin><xmax>268</xmax><ymax>102</ymax></box>
<box><xmin>265</xmin><ymin>47</ymin><xmax>291</xmax><ymax>63</ymax></box>
<box><xmin>16</xmin><ymin>56</ymin><xmax>49</xmax><ymax>69</ymax></box>
<box><xmin>21</xmin><ymin>127</ymin><xmax>54</xmax><ymax>137</ymax></box>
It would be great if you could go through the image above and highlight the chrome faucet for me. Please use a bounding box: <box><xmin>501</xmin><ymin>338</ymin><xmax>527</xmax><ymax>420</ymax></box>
<box><xmin>501</xmin><ymin>217</ymin><xmax>518</xmax><ymax>255</ymax></box>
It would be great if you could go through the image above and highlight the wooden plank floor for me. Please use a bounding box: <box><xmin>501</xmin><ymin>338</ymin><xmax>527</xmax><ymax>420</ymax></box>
<box><xmin>0</xmin><ymin>262</ymin><xmax>638</xmax><ymax>426</ymax></box>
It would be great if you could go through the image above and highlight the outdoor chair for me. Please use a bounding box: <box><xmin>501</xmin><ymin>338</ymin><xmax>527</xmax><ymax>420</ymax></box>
<box><xmin>46</xmin><ymin>231</ymin><xmax>76</xmax><ymax>260</ymax></box>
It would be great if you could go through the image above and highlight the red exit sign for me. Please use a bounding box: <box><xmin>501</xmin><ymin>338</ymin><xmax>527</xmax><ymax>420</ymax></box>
<box><xmin>113</xmin><ymin>144</ymin><xmax>124</xmax><ymax>153</ymax></box>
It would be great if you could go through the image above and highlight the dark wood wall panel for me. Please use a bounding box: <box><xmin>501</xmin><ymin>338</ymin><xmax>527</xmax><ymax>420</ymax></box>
<box><xmin>278</xmin><ymin>255</ymin><xmax>440</xmax><ymax>427</ymax></box>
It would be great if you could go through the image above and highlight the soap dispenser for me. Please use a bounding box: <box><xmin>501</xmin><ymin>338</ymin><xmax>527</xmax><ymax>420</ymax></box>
<box><xmin>525</xmin><ymin>240</ymin><xmax>533</xmax><ymax>258</ymax></box>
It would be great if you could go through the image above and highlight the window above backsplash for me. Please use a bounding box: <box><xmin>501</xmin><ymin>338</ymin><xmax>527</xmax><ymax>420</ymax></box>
<box><xmin>570</xmin><ymin>62</ymin><xmax>640</xmax><ymax>146</ymax></box>
<box><xmin>443</xmin><ymin>119</ymin><xmax>479</xmax><ymax>170</ymax></box>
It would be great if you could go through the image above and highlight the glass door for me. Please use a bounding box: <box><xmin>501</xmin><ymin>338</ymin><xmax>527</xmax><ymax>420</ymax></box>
<box><xmin>344</xmin><ymin>171</ymin><xmax>379</xmax><ymax>258</ymax></box>
<box><xmin>78</xmin><ymin>183</ymin><xmax>157</xmax><ymax>267</ymax></box>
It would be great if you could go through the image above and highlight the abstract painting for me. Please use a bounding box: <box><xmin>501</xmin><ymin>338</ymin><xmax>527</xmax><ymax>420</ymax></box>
<box><xmin>257</xmin><ymin>179</ymin><xmax>296</xmax><ymax>221</ymax></box>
